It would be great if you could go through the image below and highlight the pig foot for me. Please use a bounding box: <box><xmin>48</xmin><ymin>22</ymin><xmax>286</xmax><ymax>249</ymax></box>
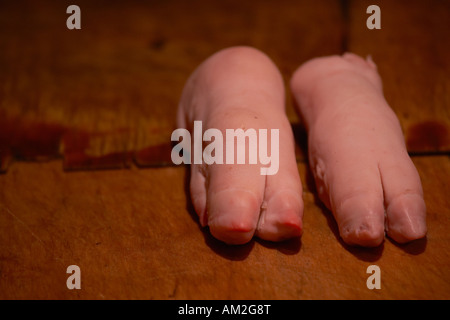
<box><xmin>290</xmin><ymin>53</ymin><xmax>427</xmax><ymax>247</ymax></box>
<box><xmin>178</xmin><ymin>46</ymin><xmax>303</xmax><ymax>244</ymax></box>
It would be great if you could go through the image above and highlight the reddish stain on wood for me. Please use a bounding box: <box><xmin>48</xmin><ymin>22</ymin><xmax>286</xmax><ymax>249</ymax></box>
<box><xmin>0</xmin><ymin>115</ymin><xmax>66</xmax><ymax>172</ymax></box>
<box><xmin>406</xmin><ymin>121</ymin><xmax>450</xmax><ymax>152</ymax></box>
<box><xmin>0</xmin><ymin>114</ymin><xmax>176</xmax><ymax>172</ymax></box>
<box><xmin>61</xmin><ymin>130</ymin><xmax>133</xmax><ymax>171</ymax></box>
<box><xmin>134</xmin><ymin>143</ymin><xmax>174</xmax><ymax>167</ymax></box>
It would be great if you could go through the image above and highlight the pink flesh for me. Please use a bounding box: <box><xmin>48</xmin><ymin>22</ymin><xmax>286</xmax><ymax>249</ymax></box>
<box><xmin>290</xmin><ymin>53</ymin><xmax>427</xmax><ymax>246</ymax></box>
<box><xmin>178</xmin><ymin>46</ymin><xmax>303</xmax><ymax>244</ymax></box>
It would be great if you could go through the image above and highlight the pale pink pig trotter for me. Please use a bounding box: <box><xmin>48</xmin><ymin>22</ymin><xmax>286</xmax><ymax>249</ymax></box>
<box><xmin>178</xmin><ymin>46</ymin><xmax>304</xmax><ymax>244</ymax></box>
<box><xmin>290</xmin><ymin>53</ymin><xmax>427</xmax><ymax>246</ymax></box>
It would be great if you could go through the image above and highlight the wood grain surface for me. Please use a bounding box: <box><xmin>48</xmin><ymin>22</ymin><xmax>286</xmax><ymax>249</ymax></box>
<box><xmin>0</xmin><ymin>157</ymin><xmax>448</xmax><ymax>299</ymax></box>
<box><xmin>0</xmin><ymin>0</ymin><xmax>345</xmax><ymax>170</ymax></box>
<box><xmin>0</xmin><ymin>0</ymin><xmax>449</xmax><ymax>300</ymax></box>
<box><xmin>347</xmin><ymin>0</ymin><xmax>450</xmax><ymax>154</ymax></box>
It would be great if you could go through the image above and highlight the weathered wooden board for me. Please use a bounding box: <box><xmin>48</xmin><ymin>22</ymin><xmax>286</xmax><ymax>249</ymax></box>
<box><xmin>0</xmin><ymin>0</ymin><xmax>449</xmax><ymax>301</ymax></box>
<box><xmin>0</xmin><ymin>0</ymin><xmax>345</xmax><ymax>172</ymax></box>
<box><xmin>347</xmin><ymin>0</ymin><xmax>450</xmax><ymax>154</ymax></box>
<box><xmin>0</xmin><ymin>156</ymin><xmax>448</xmax><ymax>299</ymax></box>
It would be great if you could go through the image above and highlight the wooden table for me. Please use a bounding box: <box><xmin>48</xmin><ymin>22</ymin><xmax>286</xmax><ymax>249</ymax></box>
<box><xmin>1</xmin><ymin>0</ymin><xmax>449</xmax><ymax>300</ymax></box>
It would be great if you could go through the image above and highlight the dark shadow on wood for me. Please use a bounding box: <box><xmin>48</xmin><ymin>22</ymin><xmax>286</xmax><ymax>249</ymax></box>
<box><xmin>256</xmin><ymin>237</ymin><xmax>302</xmax><ymax>256</ymax></box>
<box><xmin>387</xmin><ymin>236</ymin><xmax>427</xmax><ymax>255</ymax></box>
